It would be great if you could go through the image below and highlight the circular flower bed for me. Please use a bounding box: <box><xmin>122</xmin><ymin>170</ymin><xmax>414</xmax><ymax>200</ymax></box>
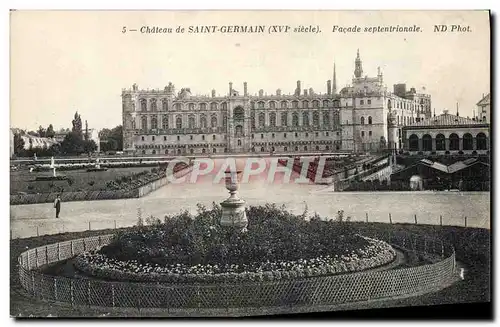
<box><xmin>74</xmin><ymin>205</ymin><xmax>396</xmax><ymax>283</ymax></box>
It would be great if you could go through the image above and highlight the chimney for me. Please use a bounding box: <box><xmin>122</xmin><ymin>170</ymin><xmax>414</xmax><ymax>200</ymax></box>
<box><xmin>229</xmin><ymin>82</ymin><xmax>233</xmax><ymax>96</ymax></box>
<box><xmin>243</xmin><ymin>82</ymin><xmax>248</xmax><ymax>96</ymax></box>
<box><xmin>327</xmin><ymin>80</ymin><xmax>332</xmax><ymax>95</ymax></box>
<box><xmin>304</xmin><ymin>89</ymin><xmax>308</xmax><ymax>96</ymax></box>
<box><xmin>295</xmin><ymin>80</ymin><xmax>301</xmax><ymax>96</ymax></box>
<box><xmin>211</xmin><ymin>89</ymin><xmax>216</xmax><ymax>97</ymax></box>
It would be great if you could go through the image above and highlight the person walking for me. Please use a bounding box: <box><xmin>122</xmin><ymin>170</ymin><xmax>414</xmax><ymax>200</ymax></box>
<box><xmin>54</xmin><ymin>195</ymin><xmax>61</xmax><ymax>218</ymax></box>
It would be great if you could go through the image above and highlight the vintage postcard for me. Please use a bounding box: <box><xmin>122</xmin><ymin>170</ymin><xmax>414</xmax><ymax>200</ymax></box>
<box><xmin>9</xmin><ymin>10</ymin><xmax>491</xmax><ymax>318</ymax></box>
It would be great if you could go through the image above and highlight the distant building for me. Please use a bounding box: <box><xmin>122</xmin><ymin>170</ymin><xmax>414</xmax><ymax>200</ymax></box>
<box><xmin>20</xmin><ymin>134</ymin><xmax>58</xmax><ymax>150</ymax></box>
<box><xmin>401</xmin><ymin>110</ymin><xmax>489</xmax><ymax>155</ymax></box>
<box><xmin>476</xmin><ymin>93</ymin><xmax>490</xmax><ymax>123</ymax></box>
<box><xmin>54</xmin><ymin>128</ymin><xmax>101</xmax><ymax>152</ymax></box>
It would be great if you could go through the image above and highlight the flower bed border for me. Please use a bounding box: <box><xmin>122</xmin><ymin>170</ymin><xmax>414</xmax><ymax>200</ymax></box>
<box><xmin>73</xmin><ymin>236</ymin><xmax>396</xmax><ymax>283</ymax></box>
<box><xmin>18</xmin><ymin>230</ymin><xmax>458</xmax><ymax>311</ymax></box>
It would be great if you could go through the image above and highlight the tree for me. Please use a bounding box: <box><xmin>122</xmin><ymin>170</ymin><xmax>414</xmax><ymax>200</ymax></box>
<box><xmin>13</xmin><ymin>133</ymin><xmax>25</xmax><ymax>156</ymax></box>
<box><xmin>46</xmin><ymin>124</ymin><xmax>55</xmax><ymax>138</ymax></box>
<box><xmin>72</xmin><ymin>111</ymin><xmax>83</xmax><ymax>138</ymax></box>
<box><xmin>83</xmin><ymin>139</ymin><xmax>98</xmax><ymax>154</ymax></box>
<box><xmin>37</xmin><ymin>126</ymin><xmax>46</xmax><ymax>137</ymax></box>
<box><xmin>100</xmin><ymin>125</ymin><xmax>123</xmax><ymax>151</ymax></box>
<box><xmin>61</xmin><ymin>131</ymin><xmax>84</xmax><ymax>155</ymax></box>
<box><xmin>109</xmin><ymin>125</ymin><xmax>123</xmax><ymax>150</ymax></box>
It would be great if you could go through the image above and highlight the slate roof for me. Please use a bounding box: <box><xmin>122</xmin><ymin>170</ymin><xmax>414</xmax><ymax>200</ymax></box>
<box><xmin>408</xmin><ymin>113</ymin><xmax>483</xmax><ymax>127</ymax></box>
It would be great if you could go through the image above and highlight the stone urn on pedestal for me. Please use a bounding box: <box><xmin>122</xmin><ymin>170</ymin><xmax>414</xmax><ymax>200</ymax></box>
<box><xmin>220</xmin><ymin>168</ymin><xmax>248</xmax><ymax>232</ymax></box>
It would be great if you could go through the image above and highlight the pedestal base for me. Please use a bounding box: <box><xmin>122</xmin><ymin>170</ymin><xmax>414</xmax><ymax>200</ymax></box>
<box><xmin>220</xmin><ymin>197</ymin><xmax>248</xmax><ymax>232</ymax></box>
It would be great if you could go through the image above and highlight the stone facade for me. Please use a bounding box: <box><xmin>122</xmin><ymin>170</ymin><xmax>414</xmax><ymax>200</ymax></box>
<box><xmin>401</xmin><ymin>111</ymin><xmax>490</xmax><ymax>155</ymax></box>
<box><xmin>122</xmin><ymin>50</ymin><xmax>431</xmax><ymax>155</ymax></box>
<box><xmin>476</xmin><ymin>93</ymin><xmax>490</xmax><ymax>123</ymax></box>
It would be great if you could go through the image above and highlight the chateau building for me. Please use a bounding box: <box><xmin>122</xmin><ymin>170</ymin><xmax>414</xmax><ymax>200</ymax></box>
<box><xmin>122</xmin><ymin>50</ymin><xmax>431</xmax><ymax>155</ymax></box>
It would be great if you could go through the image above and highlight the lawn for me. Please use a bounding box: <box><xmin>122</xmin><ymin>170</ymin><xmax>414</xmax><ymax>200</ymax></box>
<box><xmin>10</xmin><ymin>167</ymin><xmax>153</xmax><ymax>195</ymax></box>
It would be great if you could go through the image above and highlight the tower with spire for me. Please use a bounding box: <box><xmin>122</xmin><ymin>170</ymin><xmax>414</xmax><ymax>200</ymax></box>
<box><xmin>354</xmin><ymin>49</ymin><xmax>363</xmax><ymax>79</ymax></box>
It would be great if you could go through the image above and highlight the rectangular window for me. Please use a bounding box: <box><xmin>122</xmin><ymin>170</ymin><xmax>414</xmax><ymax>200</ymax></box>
<box><xmin>141</xmin><ymin>136</ymin><xmax>145</xmax><ymax>141</ymax></box>
<box><xmin>152</xmin><ymin>136</ymin><xmax>155</xmax><ymax>141</ymax></box>
<box><xmin>190</xmin><ymin>135</ymin><xmax>193</xmax><ymax>140</ymax></box>
<box><xmin>177</xmin><ymin>136</ymin><xmax>180</xmax><ymax>141</ymax></box>
<box><xmin>368</xmin><ymin>99</ymin><xmax>372</xmax><ymax>105</ymax></box>
<box><xmin>261</xmin><ymin>134</ymin><xmax>264</xmax><ymax>139</ymax></box>
<box><xmin>326</xmin><ymin>132</ymin><xmax>329</xmax><ymax>136</ymax></box>
<box><xmin>315</xmin><ymin>132</ymin><xmax>318</xmax><ymax>137</ymax></box>
<box><xmin>284</xmin><ymin>133</ymin><xmax>287</xmax><ymax>138</ymax></box>
<box><xmin>360</xmin><ymin>100</ymin><xmax>364</xmax><ymax>105</ymax></box>
<box><xmin>164</xmin><ymin>136</ymin><xmax>167</xmax><ymax>141</ymax></box>
<box><xmin>272</xmin><ymin>133</ymin><xmax>275</xmax><ymax>138</ymax></box>
<box><xmin>369</xmin><ymin>131</ymin><xmax>372</xmax><ymax>136</ymax></box>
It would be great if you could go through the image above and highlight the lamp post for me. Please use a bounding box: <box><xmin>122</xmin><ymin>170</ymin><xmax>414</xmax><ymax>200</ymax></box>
<box><xmin>220</xmin><ymin>168</ymin><xmax>248</xmax><ymax>232</ymax></box>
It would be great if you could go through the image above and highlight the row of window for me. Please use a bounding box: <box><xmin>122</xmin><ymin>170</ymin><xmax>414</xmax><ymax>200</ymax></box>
<box><xmin>360</xmin><ymin>116</ymin><xmax>373</xmax><ymax>125</ymax></box>
<box><xmin>408</xmin><ymin>133</ymin><xmax>488</xmax><ymax>151</ymax></box>
<box><xmin>360</xmin><ymin>131</ymin><xmax>373</xmax><ymax>137</ymax></box>
<box><xmin>387</xmin><ymin>99</ymin><xmax>425</xmax><ymax>112</ymax></box>
<box><xmin>139</xmin><ymin>144</ymin><xmax>341</xmax><ymax>155</ymax></box>
<box><xmin>137</xmin><ymin>99</ymin><xmax>342</xmax><ymax>112</ymax></box>
<box><xmin>133</xmin><ymin>111</ymin><xmax>341</xmax><ymax>130</ymax></box>
<box><xmin>139</xmin><ymin>131</ymin><xmax>338</xmax><ymax>143</ymax></box>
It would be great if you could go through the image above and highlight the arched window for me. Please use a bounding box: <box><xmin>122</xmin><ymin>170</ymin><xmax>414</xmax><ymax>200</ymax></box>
<box><xmin>270</xmin><ymin>112</ymin><xmax>276</xmax><ymax>127</ymax></box>
<box><xmin>213</xmin><ymin>148</ymin><xmax>217</xmax><ymax>153</ymax></box>
<box><xmin>190</xmin><ymin>149</ymin><xmax>194</xmax><ymax>154</ymax></box>
<box><xmin>292</xmin><ymin>101</ymin><xmax>299</xmax><ymax>109</ymax></box>
<box><xmin>302</xmin><ymin>100</ymin><xmax>309</xmax><ymax>108</ymax></box>
<box><xmin>292</xmin><ymin>113</ymin><xmax>299</xmax><ymax>126</ymax></box>
<box><xmin>165</xmin><ymin>149</ymin><xmax>168</xmax><ymax>155</ymax></box>
<box><xmin>387</xmin><ymin>99</ymin><xmax>392</xmax><ymax>109</ymax></box>
<box><xmin>177</xmin><ymin>149</ymin><xmax>181</xmax><ymax>155</ymax></box>
<box><xmin>222</xmin><ymin>102</ymin><xmax>227</xmax><ymax>110</ymax></box>
<box><xmin>284</xmin><ymin>146</ymin><xmax>288</xmax><ymax>152</ymax></box>
<box><xmin>261</xmin><ymin>147</ymin><xmax>265</xmax><ymax>152</ymax></box>
<box><xmin>409</xmin><ymin>134</ymin><xmax>419</xmax><ymax>151</ymax></box>
<box><xmin>422</xmin><ymin>134</ymin><xmax>432</xmax><ymax>151</ymax></box>
<box><xmin>315</xmin><ymin>146</ymin><xmax>320</xmax><ymax>151</ymax></box>
<box><xmin>449</xmin><ymin>133</ymin><xmax>459</xmax><ymax>151</ymax></box>
<box><xmin>176</xmin><ymin>116</ymin><xmax>182</xmax><ymax>129</ymax></box>
<box><xmin>368</xmin><ymin>116</ymin><xmax>373</xmax><ymax>124</ymax></box>
<box><xmin>202</xmin><ymin>148</ymin><xmax>206</xmax><ymax>154</ymax></box>
<box><xmin>235</xmin><ymin>125</ymin><xmax>243</xmax><ymax>137</ymax></box>
<box><xmin>258</xmin><ymin>101</ymin><xmax>265</xmax><ymax>109</ymax></box>
<box><xmin>436</xmin><ymin>134</ymin><xmax>445</xmax><ymax>151</ymax></box>
<box><xmin>477</xmin><ymin>132</ymin><xmax>487</xmax><ymax>150</ymax></box>
<box><xmin>281</xmin><ymin>101</ymin><xmax>288</xmax><ymax>109</ymax></box>
<box><xmin>237</xmin><ymin>140</ymin><xmax>242</xmax><ymax>146</ymax></box>
<box><xmin>269</xmin><ymin>101</ymin><xmax>276</xmax><ymax>109</ymax></box>
<box><xmin>360</xmin><ymin>116</ymin><xmax>365</xmax><ymax>125</ymax></box>
<box><xmin>312</xmin><ymin>100</ymin><xmax>319</xmax><ymax>108</ymax></box>
<box><xmin>323</xmin><ymin>112</ymin><xmax>330</xmax><ymax>127</ymax></box>
<box><xmin>140</xmin><ymin>99</ymin><xmax>147</xmax><ymax>111</ymax></box>
<box><xmin>152</xmin><ymin>149</ymin><xmax>156</xmax><ymax>155</ymax></box>
<box><xmin>333</xmin><ymin>111</ymin><xmax>340</xmax><ymax>126</ymax></box>
<box><xmin>211</xmin><ymin>115</ymin><xmax>217</xmax><ymax>128</ymax></box>
<box><xmin>162</xmin><ymin>99</ymin><xmax>168</xmax><ymax>111</ymax></box>
<box><xmin>200</xmin><ymin>114</ymin><xmax>207</xmax><ymax>128</ymax></box>
<box><xmin>200</xmin><ymin>103</ymin><xmax>207</xmax><ymax>110</ymax></box>
<box><xmin>131</xmin><ymin>120</ymin><xmax>136</xmax><ymax>130</ymax></box>
<box><xmin>188</xmin><ymin>103</ymin><xmax>195</xmax><ymax>110</ymax></box>
<box><xmin>323</xmin><ymin>100</ymin><xmax>329</xmax><ymax>107</ymax></box>
<box><xmin>188</xmin><ymin>115</ymin><xmax>196</xmax><ymax>129</ymax></box>
<box><xmin>304</xmin><ymin>146</ymin><xmax>308</xmax><ymax>151</ymax></box>
<box><xmin>151</xmin><ymin>117</ymin><xmax>158</xmax><ymax>129</ymax></box>
<box><xmin>141</xmin><ymin>116</ymin><xmax>148</xmax><ymax>130</ymax></box>
<box><xmin>212</xmin><ymin>135</ymin><xmax>216</xmax><ymax>140</ymax></box>
<box><xmin>302</xmin><ymin>112</ymin><xmax>310</xmax><ymax>126</ymax></box>
<box><xmin>174</xmin><ymin>103</ymin><xmax>181</xmax><ymax>110</ymax></box>
<box><xmin>150</xmin><ymin>99</ymin><xmax>157</xmax><ymax>111</ymax></box>
<box><xmin>463</xmin><ymin>133</ymin><xmax>473</xmax><ymax>150</ymax></box>
<box><xmin>258</xmin><ymin>112</ymin><xmax>265</xmax><ymax>127</ymax></box>
<box><xmin>313</xmin><ymin>112</ymin><xmax>319</xmax><ymax>127</ymax></box>
<box><xmin>281</xmin><ymin>112</ymin><xmax>288</xmax><ymax>126</ymax></box>
<box><xmin>210</xmin><ymin>102</ymin><xmax>217</xmax><ymax>110</ymax></box>
<box><xmin>295</xmin><ymin>146</ymin><xmax>298</xmax><ymax>151</ymax></box>
<box><xmin>234</xmin><ymin>107</ymin><xmax>245</xmax><ymax>120</ymax></box>
<box><xmin>142</xmin><ymin>150</ymin><xmax>146</xmax><ymax>155</ymax></box>
<box><xmin>202</xmin><ymin>135</ymin><xmax>205</xmax><ymax>141</ymax></box>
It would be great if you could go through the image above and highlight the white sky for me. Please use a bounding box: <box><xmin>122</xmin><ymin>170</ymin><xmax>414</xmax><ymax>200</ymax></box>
<box><xmin>10</xmin><ymin>10</ymin><xmax>490</xmax><ymax>131</ymax></box>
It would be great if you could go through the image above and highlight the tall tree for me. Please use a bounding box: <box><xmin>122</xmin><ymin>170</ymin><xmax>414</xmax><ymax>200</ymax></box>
<box><xmin>84</xmin><ymin>120</ymin><xmax>89</xmax><ymax>141</ymax></box>
<box><xmin>46</xmin><ymin>124</ymin><xmax>55</xmax><ymax>138</ymax></box>
<box><xmin>72</xmin><ymin>111</ymin><xmax>83</xmax><ymax>138</ymax></box>
<box><xmin>61</xmin><ymin>131</ymin><xmax>84</xmax><ymax>155</ymax></box>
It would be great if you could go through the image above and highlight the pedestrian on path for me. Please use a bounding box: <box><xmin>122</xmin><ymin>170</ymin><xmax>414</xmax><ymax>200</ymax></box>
<box><xmin>54</xmin><ymin>195</ymin><xmax>61</xmax><ymax>218</ymax></box>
